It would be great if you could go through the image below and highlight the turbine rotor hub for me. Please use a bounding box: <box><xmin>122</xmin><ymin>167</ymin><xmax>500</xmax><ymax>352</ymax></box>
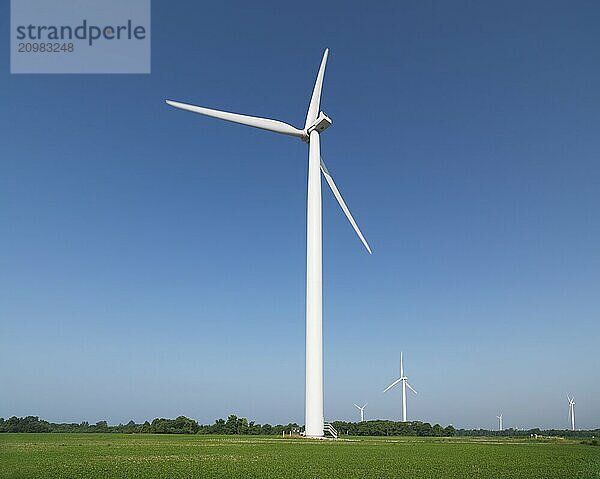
<box><xmin>307</xmin><ymin>111</ymin><xmax>332</xmax><ymax>135</ymax></box>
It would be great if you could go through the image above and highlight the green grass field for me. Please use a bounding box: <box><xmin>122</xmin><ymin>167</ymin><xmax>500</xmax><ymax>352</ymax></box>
<box><xmin>1</xmin><ymin>433</ymin><xmax>599</xmax><ymax>479</ymax></box>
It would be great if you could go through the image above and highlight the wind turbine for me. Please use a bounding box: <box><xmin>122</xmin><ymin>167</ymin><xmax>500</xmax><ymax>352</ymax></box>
<box><xmin>496</xmin><ymin>414</ymin><xmax>503</xmax><ymax>431</ymax></box>
<box><xmin>165</xmin><ymin>49</ymin><xmax>371</xmax><ymax>438</ymax></box>
<box><xmin>567</xmin><ymin>395</ymin><xmax>576</xmax><ymax>431</ymax></box>
<box><xmin>383</xmin><ymin>352</ymin><xmax>417</xmax><ymax>422</ymax></box>
<box><xmin>353</xmin><ymin>403</ymin><xmax>368</xmax><ymax>422</ymax></box>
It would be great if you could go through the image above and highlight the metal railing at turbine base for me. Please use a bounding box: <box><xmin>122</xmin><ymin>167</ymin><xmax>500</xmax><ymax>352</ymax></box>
<box><xmin>324</xmin><ymin>423</ymin><xmax>338</xmax><ymax>439</ymax></box>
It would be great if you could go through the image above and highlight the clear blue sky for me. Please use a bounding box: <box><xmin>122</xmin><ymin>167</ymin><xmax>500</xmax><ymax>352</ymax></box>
<box><xmin>1</xmin><ymin>1</ymin><xmax>599</xmax><ymax>430</ymax></box>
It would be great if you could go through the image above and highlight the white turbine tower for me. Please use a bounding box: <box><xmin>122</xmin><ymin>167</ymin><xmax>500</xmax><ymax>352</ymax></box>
<box><xmin>496</xmin><ymin>414</ymin><xmax>503</xmax><ymax>431</ymax></box>
<box><xmin>567</xmin><ymin>395</ymin><xmax>576</xmax><ymax>431</ymax></box>
<box><xmin>383</xmin><ymin>352</ymin><xmax>417</xmax><ymax>422</ymax></box>
<box><xmin>165</xmin><ymin>50</ymin><xmax>371</xmax><ymax>438</ymax></box>
<box><xmin>353</xmin><ymin>403</ymin><xmax>368</xmax><ymax>422</ymax></box>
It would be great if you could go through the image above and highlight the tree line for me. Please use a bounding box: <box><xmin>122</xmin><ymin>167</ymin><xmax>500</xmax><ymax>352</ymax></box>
<box><xmin>331</xmin><ymin>420</ymin><xmax>455</xmax><ymax>437</ymax></box>
<box><xmin>0</xmin><ymin>415</ymin><xmax>299</xmax><ymax>435</ymax></box>
<box><xmin>455</xmin><ymin>427</ymin><xmax>600</xmax><ymax>439</ymax></box>
<box><xmin>1</xmin><ymin>416</ymin><xmax>597</xmax><ymax>438</ymax></box>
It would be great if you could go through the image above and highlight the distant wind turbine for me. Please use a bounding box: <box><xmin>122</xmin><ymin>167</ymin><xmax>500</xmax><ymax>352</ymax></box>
<box><xmin>165</xmin><ymin>50</ymin><xmax>371</xmax><ymax>438</ymax></box>
<box><xmin>496</xmin><ymin>414</ymin><xmax>503</xmax><ymax>431</ymax></box>
<box><xmin>567</xmin><ymin>395</ymin><xmax>576</xmax><ymax>431</ymax></box>
<box><xmin>353</xmin><ymin>403</ymin><xmax>368</xmax><ymax>422</ymax></box>
<box><xmin>383</xmin><ymin>352</ymin><xmax>417</xmax><ymax>422</ymax></box>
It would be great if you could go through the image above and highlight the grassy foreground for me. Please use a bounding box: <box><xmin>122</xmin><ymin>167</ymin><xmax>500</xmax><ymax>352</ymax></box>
<box><xmin>1</xmin><ymin>433</ymin><xmax>599</xmax><ymax>479</ymax></box>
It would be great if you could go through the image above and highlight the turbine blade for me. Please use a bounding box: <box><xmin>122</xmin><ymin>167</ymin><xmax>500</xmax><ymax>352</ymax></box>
<box><xmin>406</xmin><ymin>382</ymin><xmax>418</xmax><ymax>394</ymax></box>
<box><xmin>165</xmin><ymin>100</ymin><xmax>305</xmax><ymax>138</ymax></box>
<box><xmin>400</xmin><ymin>352</ymin><xmax>404</xmax><ymax>378</ymax></box>
<box><xmin>305</xmin><ymin>49</ymin><xmax>329</xmax><ymax>129</ymax></box>
<box><xmin>363</xmin><ymin>403</ymin><xmax>368</xmax><ymax>409</ymax></box>
<box><xmin>353</xmin><ymin>404</ymin><xmax>360</xmax><ymax>410</ymax></box>
<box><xmin>320</xmin><ymin>158</ymin><xmax>372</xmax><ymax>254</ymax></box>
<box><xmin>383</xmin><ymin>378</ymin><xmax>402</xmax><ymax>393</ymax></box>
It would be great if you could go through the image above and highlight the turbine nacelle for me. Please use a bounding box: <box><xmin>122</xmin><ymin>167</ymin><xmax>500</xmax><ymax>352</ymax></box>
<box><xmin>307</xmin><ymin>111</ymin><xmax>333</xmax><ymax>135</ymax></box>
